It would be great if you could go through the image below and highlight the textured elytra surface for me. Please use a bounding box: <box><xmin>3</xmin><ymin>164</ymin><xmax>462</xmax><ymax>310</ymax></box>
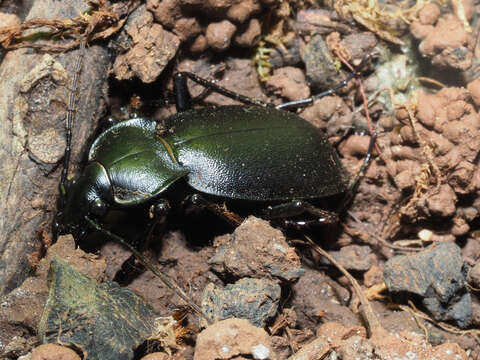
<box><xmin>165</xmin><ymin>105</ymin><xmax>349</xmax><ymax>200</ymax></box>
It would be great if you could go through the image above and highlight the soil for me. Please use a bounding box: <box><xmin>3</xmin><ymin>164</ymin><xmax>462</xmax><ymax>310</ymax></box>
<box><xmin>1</xmin><ymin>0</ymin><xmax>480</xmax><ymax>359</ymax></box>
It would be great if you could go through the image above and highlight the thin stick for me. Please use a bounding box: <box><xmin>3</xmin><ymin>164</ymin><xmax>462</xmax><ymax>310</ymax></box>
<box><xmin>85</xmin><ymin>217</ymin><xmax>212</xmax><ymax>324</ymax></box>
<box><xmin>303</xmin><ymin>235</ymin><xmax>384</xmax><ymax>337</ymax></box>
<box><xmin>60</xmin><ymin>40</ymin><xmax>85</xmax><ymax>197</ymax></box>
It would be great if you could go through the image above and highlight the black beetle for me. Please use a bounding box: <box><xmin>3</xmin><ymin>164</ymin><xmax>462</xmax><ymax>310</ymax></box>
<box><xmin>57</xmin><ymin>54</ymin><xmax>374</xmax><ymax>245</ymax></box>
<box><xmin>55</xmin><ymin>51</ymin><xmax>374</xmax><ymax>320</ymax></box>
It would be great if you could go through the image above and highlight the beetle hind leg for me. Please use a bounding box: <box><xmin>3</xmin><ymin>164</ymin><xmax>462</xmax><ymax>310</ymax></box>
<box><xmin>182</xmin><ymin>193</ymin><xmax>243</xmax><ymax>227</ymax></box>
<box><xmin>173</xmin><ymin>72</ymin><xmax>272</xmax><ymax>112</ymax></box>
<box><xmin>263</xmin><ymin>200</ymin><xmax>339</xmax><ymax>229</ymax></box>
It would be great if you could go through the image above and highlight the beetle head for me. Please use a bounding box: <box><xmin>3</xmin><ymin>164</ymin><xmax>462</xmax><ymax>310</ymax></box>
<box><xmin>59</xmin><ymin>162</ymin><xmax>113</xmax><ymax>238</ymax></box>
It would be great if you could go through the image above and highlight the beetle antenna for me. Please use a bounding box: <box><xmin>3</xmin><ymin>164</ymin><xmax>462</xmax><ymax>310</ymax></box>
<box><xmin>59</xmin><ymin>40</ymin><xmax>86</xmax><ymax>200</ymax></box>
<box><xmin>276</xmin><ymin>53</ymin><xmax>373</xmax><ymax>110</ymax></box>
<box><xmin>84</xmin><ymin>216</ymin><xmax>213</xmax><ymax>324</ymax></box>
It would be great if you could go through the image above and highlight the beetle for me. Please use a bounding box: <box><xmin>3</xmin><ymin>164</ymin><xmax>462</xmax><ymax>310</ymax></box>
<box><xmin>57</xmin><ymin>54</ymin><xmax>374</xmax><ymax>246</ymax></box>
<box><xmin>54</xmin><ymin>51</ymin><xmax>374</xmax><ymax>320</ymax></box>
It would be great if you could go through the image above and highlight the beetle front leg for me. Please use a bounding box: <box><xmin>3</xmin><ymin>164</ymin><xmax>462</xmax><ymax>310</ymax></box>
<box><xmin>263</xmin><ymin>200</ymin><xmax>339</xmax><ymax>229</ymax></box>
<box><xmin>145</xmin><ymin>199</ymin><xmax>171</xmax><ymax>245</ymax></box>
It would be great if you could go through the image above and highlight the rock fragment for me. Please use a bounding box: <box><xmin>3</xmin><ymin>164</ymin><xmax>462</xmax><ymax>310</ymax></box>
<box><xmin>384</xmin><ymin>242</ymin><xmax>471</xmax><ymax>328</ymax></box>
<box><xmin>201</xmin><ymin>278</ymin><xmax>281</xmax><ymax>328</ymax></box>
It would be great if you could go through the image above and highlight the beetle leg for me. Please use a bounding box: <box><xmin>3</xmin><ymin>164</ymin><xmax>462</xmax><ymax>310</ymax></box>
<box><xmin>183</xmin><ymin>194</ymin><xmax>243</xmax><ymax>226</ymax></box>
<box><xmin>276</xmin><ymin>53</ymin><xmax>373</xmax><ymax>110</ymax></box>
<box><xmin>144</xmin><ymin>199</ymin><xmax>171</xmax><ymax>245</ymax></box>
<box><xmin>283</xmin><ymin>216</ymin><xmax>337</xmax><ymax>229</ymax></box>
<box><xmin>84</xmin><ymin>216</ymin><xmax>212</xmax><ymax>323</ymax></box>
<box><xmin>174</xmin><ymin>72</ymin><xmax>273</xmax><ymax>111</ymax></box>
<box><xmin>336</xmin><ymin>132</ymin><xmax>377</xmax><ymax>214</ymax></box>
<box><xmin>173</xmin><ymin>54</ymin><xmax>373</xmax><ymax>112</ymax></box>
<box><xmin>263</xmin><ymin>200</ymin><xmax>339</xmax><ymax>229</ymax></box>
<box><xmin>173</xmin><ymin>72</ymin><xmax>194</xmax><ymax>111</ymax></box>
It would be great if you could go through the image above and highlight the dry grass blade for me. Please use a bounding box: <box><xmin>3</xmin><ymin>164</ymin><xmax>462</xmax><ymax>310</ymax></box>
<box><xmin>303</xmin><ymin>235</ymin><xmax>386</xmax><ymax>338</ymax></box>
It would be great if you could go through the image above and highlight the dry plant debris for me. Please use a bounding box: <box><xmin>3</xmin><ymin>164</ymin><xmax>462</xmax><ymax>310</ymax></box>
<box><xmin>0</xmin><ymin>0</ymin><xmax>136</xmax><ymax>52</ymax></box>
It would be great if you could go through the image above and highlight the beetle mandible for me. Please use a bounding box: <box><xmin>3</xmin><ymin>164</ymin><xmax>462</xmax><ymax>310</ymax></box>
<box><xmin>57</xmin><ymin>54</ymin><xmax>374</xmax><ymax>246</ymax></box>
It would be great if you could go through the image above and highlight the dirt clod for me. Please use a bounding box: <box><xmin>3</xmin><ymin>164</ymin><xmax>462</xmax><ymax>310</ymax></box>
<box><xmin>415</xmin><ymin>13</ymin><xmax>472</xmax><ymax>70</ymax></box>
<box><xmin>205</xmin><ymin>20</ymin><xmax>237</xmax><ymax>51</ymax></box>
<box><xmin>234</xmin><ymin>18</ymin><xmax>261</xmax><ymax>47</ymax></box>
<box><xmin>226</xmin><ymin>0</ymin><xmax>261</xmax><ymax>23</ymax></box>
<box><xmin>289</xmin><ymin>321</ymin><xmax>469</xmax><ymax>360</ymax></box>
<box><xmin>467</xmin><ymin>77</ymin><xmax>480</xmax><ymax>107</ymax></box>
<box><xmin>194</xmin><ymin>318</ymin><xmax>276</xmax><ymax>360</ymax></box>
<box><xmin>418</xmin><ymin>3</ymin><xmax>440</xmax><ymax>25</ymax></box>
<box><xmin>31</xmin><ymin>343</ymin><xmax>80</xmax><ymax>360</ymax></box>
<box><xmin>265</xmin><ymin>66</ymin><xmax>310</xmax><ymax>101</ymax></box>
<box><xmin>425</xmin><ymin>184</ymin><xmax>457</xmax><ymax>217</ymax></box>
<box><xmin>113</xmin><ymin>6</ymin><xmax>180</xmax><ymax>83</ymax></box>
<box><xmin>209</xmin><ymin>217</ymin><xmax>304</xmax><ymax>282</ymax></box>
<box><xmin>337</xmin><ymin>135</ymin><xmax>371</xmax><ymax>159</ymax></box>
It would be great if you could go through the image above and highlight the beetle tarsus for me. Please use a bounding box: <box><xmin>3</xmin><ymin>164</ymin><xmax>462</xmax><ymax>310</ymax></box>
<box><xmin>144</xmin><ymin>199</ymin><xmax>171</xmax><ymax>245</ymax></box>
<box><xmin>264</xmin><ymin>200</ymin><xmax>339</xmax><ymax>228</ymax></box>
<box><xmin>336</xmin><ymin>132</ymin><xmax>377</xmax><ymax>214</ymax></box>
<box><xmin>283</xmin><ymin>215</ymin><xmax>339</xmax><ymax>229</ymax></box>
<box><xmin>276</xmin><ymin>52</ymin><xmax>374</xmax><ymax>110</ymax></box>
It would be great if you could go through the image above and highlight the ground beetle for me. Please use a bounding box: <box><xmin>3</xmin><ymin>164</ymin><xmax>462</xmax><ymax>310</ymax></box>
<box><xmin>56</xmin><ymin>48</ymin><xmax>374</xmax><ymax>244</ymax></box>
<box><xmin>55</xmin><ymin>48</ymin><xmax>374</xmax><ymax>320</ymax></box>
<box><xmin>58</xmin><ymin>60</ymin><xmax>374</xmax><ymax>245</ymax></box>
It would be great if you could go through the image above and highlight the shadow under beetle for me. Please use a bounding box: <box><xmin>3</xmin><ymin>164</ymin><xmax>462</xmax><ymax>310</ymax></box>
<box><xmin>57</xmin><ymin>54</ymin><xmax>375</xmax><ymax>246</ymax></box>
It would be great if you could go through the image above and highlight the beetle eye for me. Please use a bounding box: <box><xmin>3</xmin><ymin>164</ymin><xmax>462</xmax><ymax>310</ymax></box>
<box><xmin>91</xmin><ymin>199</ymin><xmax>107</xmax><ymax>217</ymax></box>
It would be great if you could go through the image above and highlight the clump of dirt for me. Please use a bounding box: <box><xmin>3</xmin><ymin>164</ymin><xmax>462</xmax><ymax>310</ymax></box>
<box><xmin>411</xmin><ymin>3</ymin><xmax>474</xmax><ymax>70</ymax></box>
<box><xmin>146</xmin><ymin>0</ymin><xmax>265</xmax><ymax>51</ymax></box>
<box><xmin>194</xmin><ymin>318</ymin><xmax>276</xmax><ymax>360</ymax></box>
<box><xmin>113</xmin><ymin>6</ymin><xmax>180</xmax><ymax>83</ymax></box>
<box><xmin>31</xmin><ymin>343</ymin><xmax>81</xmax><ymax>360</ymax></box>
<box><xmin>286</xmin><ymin>321</ymin><xmax>469</xmax><ymax>360</ymax></box>
<box><xmin>209</xmin><ymin>216</ymin><xmax>304</xmax><ymax>282</ymax></box>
